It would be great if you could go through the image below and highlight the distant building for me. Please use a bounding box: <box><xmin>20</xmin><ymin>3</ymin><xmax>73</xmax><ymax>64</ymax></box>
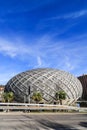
<box><xmin>78</xmin><ymin>75</ymin><xmax>87</xmax><ymax>101</ymax></box>
<box><xmin>0</xmin><ymin>86</ymin><xmax>4</xmax><ymax>102</ymax></box>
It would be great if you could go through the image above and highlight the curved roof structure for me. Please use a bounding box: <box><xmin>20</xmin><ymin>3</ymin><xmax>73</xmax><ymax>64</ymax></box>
<box><xmin>5</xmin><ymin>68</ymin><xmax>83</xmax><ymax>104</ymax></box>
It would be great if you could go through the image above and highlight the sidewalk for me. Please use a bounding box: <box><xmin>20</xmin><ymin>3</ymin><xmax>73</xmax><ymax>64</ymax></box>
<box><xmin>0</xmin><ymin>111</ymin><xmax>87</xmax><ymax>115</ymax></box>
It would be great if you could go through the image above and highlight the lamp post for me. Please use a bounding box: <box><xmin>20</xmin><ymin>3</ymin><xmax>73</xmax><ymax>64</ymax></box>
<box><xmin>24</xmin><ymin>95</ymin><xmax>26</xmax><ymax>103</ymax></box>
<box><xmin>28</xmin><ymin>86</ymin><xmax>30</xmax><ymax>104</ymax></box>
<box><xmin>24</xmin><ymin>85</ymin><xmax>31</xmax><ymax>104</ymax></box>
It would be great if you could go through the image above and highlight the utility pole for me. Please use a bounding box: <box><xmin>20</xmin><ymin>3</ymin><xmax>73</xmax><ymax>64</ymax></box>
<box><xmin>28</xmin><ymin>86</ymin><xmax>30</xmax><ymax>104</ymax></box>
<box><xmin>24</xmin><ymin>95</ymin><xmax>26</xmax><ymax>103</ymax></box>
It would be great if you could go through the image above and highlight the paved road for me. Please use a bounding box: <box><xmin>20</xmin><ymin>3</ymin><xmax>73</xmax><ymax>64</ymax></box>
<box><xmin>0</xmin><ymin>113</ymin><xmax>87</xmax><ymax>130</ymax></box>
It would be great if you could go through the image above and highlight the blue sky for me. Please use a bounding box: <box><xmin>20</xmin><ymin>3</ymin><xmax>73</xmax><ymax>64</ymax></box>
<box><xmin>0</xmin><ymin>0</ymin><xmax>87</xmax><ymax>84</ymax></box>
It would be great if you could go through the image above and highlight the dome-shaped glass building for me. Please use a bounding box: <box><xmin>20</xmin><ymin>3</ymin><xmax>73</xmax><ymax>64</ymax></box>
<box><xmin>5</xmin><ymin>68</ymin><xmax>82</xmax><ymax>104</ymax></box>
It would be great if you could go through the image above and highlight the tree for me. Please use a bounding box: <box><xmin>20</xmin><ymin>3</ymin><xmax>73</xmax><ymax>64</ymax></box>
<box><xmin>58</xmin><ymin>90</ymin><xmax>66</xmax><ymax>105</ymax></box>
<box><xmin>55</xmin><ymin>90</ymin><xmax>66</xmax><ymax>105</ymax></box>
<box><xmin>55</xmin><ymin>92</ymin><xmax>59</xmax><ymax>100</ymax></box>
<box><xmin>54</xmin><ymin>92</ymin><xmax>59</xmax><ymax>104</ymax></box>
<box><xmin>2</xmin><ymin>92</ymin><xmax>14</xmax><ymax>102</ymax></box>
<box><xmin>32</xmin><ymin>92</ymin><xmax>42</xmax><ymax>103</ymax></box>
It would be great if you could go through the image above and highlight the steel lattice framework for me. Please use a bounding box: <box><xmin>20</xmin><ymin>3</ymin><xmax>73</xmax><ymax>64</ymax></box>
<box><xmin>5</xmin><ymin>68</ymin><xmax>83</xmax><ymax>104</ymax></box>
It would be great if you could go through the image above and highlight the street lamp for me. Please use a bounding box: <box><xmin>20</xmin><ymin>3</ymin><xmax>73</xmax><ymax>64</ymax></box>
<box><xmin>24</xmin><ymin>85</ymin><xmax>31</xmax><ymax>104</ymax></box>
<box><xmin>28</xmin><ymin>86</ymin><xmax>30</xmax><ymax>104</ymax></box>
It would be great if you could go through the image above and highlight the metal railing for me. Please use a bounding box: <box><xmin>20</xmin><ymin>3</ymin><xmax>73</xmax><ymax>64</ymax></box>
<box><xmin>0</xmin><ymin>103</ymin><xmax>87</xmax><ymax>112</ymax></box>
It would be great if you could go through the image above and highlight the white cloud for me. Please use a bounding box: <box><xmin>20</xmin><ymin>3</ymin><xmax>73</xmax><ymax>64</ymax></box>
<box><xmin>62</xmin><ymin>10</ymin><xmax>87</xmax><ymax>19</ymax></box>
<box><xmin>37</xmin><ymin>56</ymin><xmax>42</xmax><ymax>66</ymax></box>
<box><xmin>0</xmin><ymin>38</ymin><xmax>34</xmax><ymax>58</ymax></box>
<box><xmin>0</xmin><ymin>71</ymin><xmax>18</xmax><ymax>85</ymax></box>
<box><xmin>63</xmin><ymin>56</ymin><xmax>75</xmax><ymax>71</ymax></box>
<box><xmin>0</xmin><ymin>34</ymin><xmax>87</xmax><ymax>85</ymax></box>
<box><xmin>49</xmin><ymin>10</ymin><xmax>87</xmax><ymax>20</ymax></box>
<box><xmin>0</xmin><ymin>40</ymin><xmax>17</xmax><ymax>57</ymax></box>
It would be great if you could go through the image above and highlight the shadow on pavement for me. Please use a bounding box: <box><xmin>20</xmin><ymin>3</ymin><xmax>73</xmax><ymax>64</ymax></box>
<box><xmin>79</xmin><ymin>122</ymin><xmax>87</xmax><ymax>128</ymax></box>
<box><xmin>17</xmin><ymin>114</ymin><xmax>87</xmax><ymax>130</ymax></box>
<box><xmin>37</xmin><ymin>119</ymin><xmax>78</xmax><ymax>130</ymax></box>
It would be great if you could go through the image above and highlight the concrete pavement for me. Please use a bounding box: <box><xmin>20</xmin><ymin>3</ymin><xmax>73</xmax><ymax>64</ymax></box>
<box><xmin>0</xmin><ymin>113</ymin><xmax>87</xmax><ymax>130</ymax></box>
